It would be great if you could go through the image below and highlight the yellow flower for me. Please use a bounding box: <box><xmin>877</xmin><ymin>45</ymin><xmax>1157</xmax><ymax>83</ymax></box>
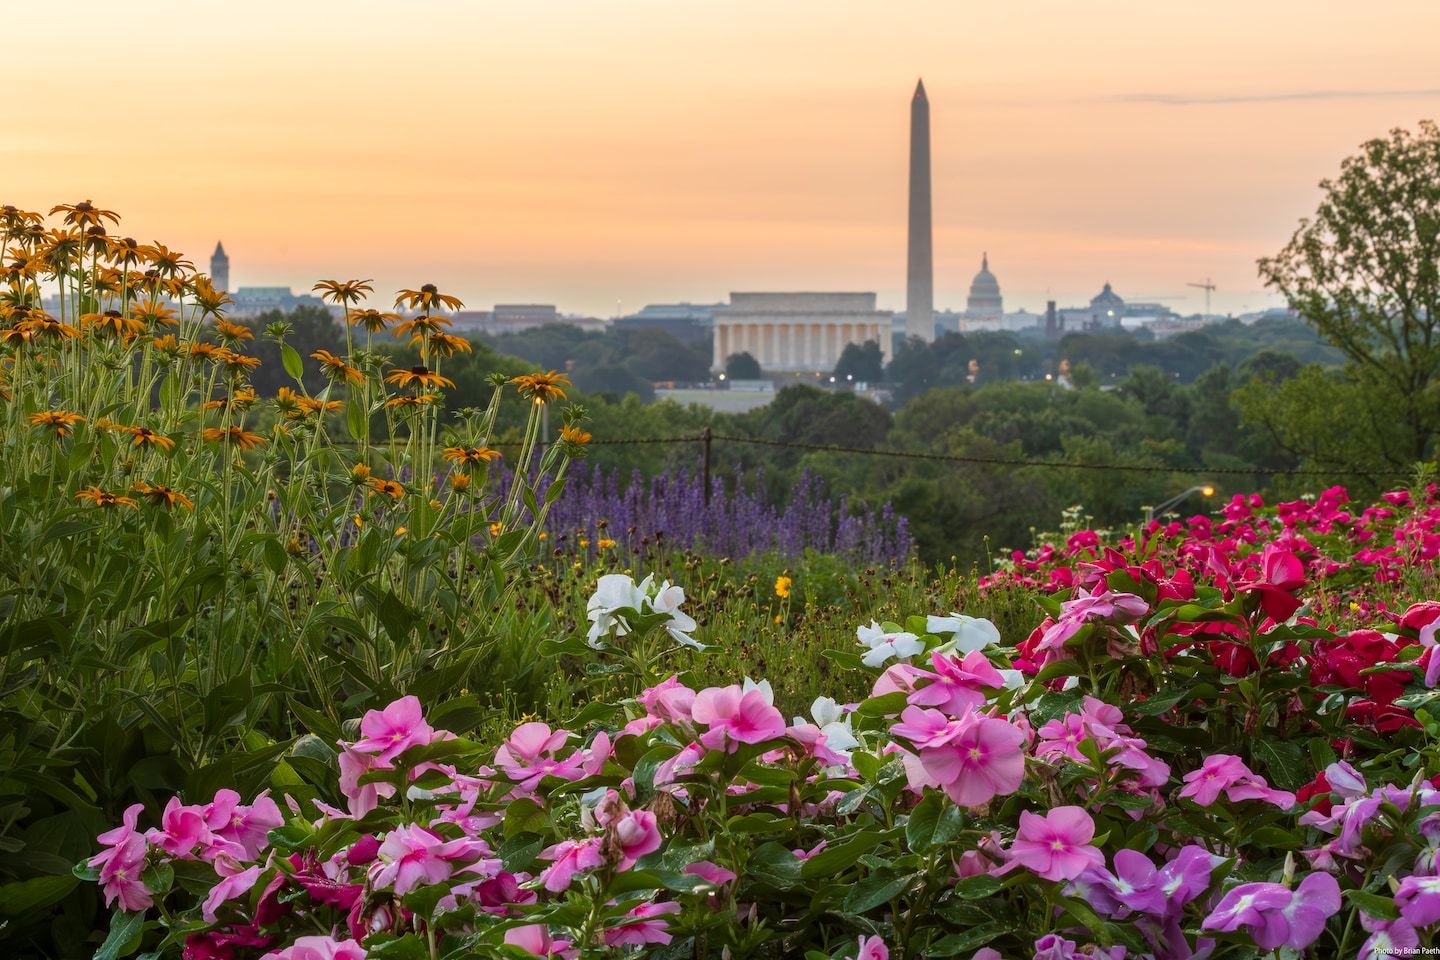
<box><xmin>1349</xmin><ymin>601</ymin><xmax>1361</xmax><ymax>612</ymax></box>
<box><xmin>443</xmin><ymin>445</ymin><xmax>501</xmax><ymax>470</ymax></box>
<box><xmin>489</xmin><ymin>522</ymin><xmax>503</xmax><ymax>537</ymax></box>
<box><xmin>449</xmin><ymin>474</ymin><xmax>472</xmax><ymax>492</ymax></box>
<box><xmin>774</xmin><ymin>575</ymin><xmax>793</xmax><ymax>598</ymax></box>
<box><xmin>510</xmin><ymin>370</ymin><xmax>570</xmax><ymax>404</ymax></box>
<box><xmin>75</xmin><ymin>485</ymin><xmax>137</xmax><ymax>509</ymax></box>
<box><xmin>774</xmin><ymin>614</ymin><xmax>783</xmax><ymax>624</ymax></box>
<box><xmin>351</xmin><ymin>463</ymin><xmax>372</xmax><ymax>482</ymax></box>
<box><xmin>598</xmin><ymin>538</ymin><xmax>616</xmax><ymax>549</ymax></box>
<box><xmin>560</xmin><ymin>425</ymin><xmax>592</xmax><ymax>446</ymax></box>
<box><xmin>367</xmin><ymin>478</ymin><xmax>405</xmax><ymax>502</ymax></box>
<box><xmin>311</xmin><ymin>349</ymin><xmax>364</xmax><ymax>385</ymax></box>
<box><xmin>538</xmin><ymin>531</ymin><xmax>549</xmax><ymax>541</ymax></box>
<box><xmin>201</xmin><ymin>426</ymin><xmax>267</xmax><ymax>450</ymax></box>
<box><xmin>385</xmin><ymin>366</ymin><xmax>453</xmax><ymax>390</ymax></box>
<box><xmin>29</xmin><ymin>410</ymin><xmax>85</xmax><ymax>438</ymax></box>
<box><xmin>394</xmin><ymin>527</ymin><xmax>408</xmax><ymax>537</ymax></box>
<box><xmin>352</xmin><ymin>514</ymin><xmax>364</xmax><ymax>529</ymax></box>
<box><xmin>132</xmin><ymin>482</ymin><xmax>193</xmax><ymax>510</ymax></box>
<box><xmin>579</xmin><ymin>537</ymin><xmax>591</xmax><ymax>549</ymax></box>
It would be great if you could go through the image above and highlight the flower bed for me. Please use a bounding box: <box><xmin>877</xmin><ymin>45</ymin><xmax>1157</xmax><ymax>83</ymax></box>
<box><xmin>82</xmin><ymin>510</ymin><xmax>1440</xmax><ymax>959</ymax></box>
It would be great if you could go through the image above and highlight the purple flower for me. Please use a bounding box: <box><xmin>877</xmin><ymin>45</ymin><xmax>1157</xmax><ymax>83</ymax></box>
<box><xmin>1201</xmin><ymin>872</ymin><xmax>1340</xmax><ymax>951</ymax></box>
<box><xmin>1396</xmin><ymin>874</ymin><xmax>1440</xmax><ymax>927</ymax></box>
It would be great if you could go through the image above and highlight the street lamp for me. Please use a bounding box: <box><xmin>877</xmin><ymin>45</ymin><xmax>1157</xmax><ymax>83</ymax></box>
<box><xmin>1144</xmin><ymin>484</ymin><xmax>1215</xmax><ymax>525</ymax></box>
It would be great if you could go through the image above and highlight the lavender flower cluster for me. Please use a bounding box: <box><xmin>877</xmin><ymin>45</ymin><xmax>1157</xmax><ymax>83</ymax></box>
<box><xmin>544</xmin><ymin>464</ymin><xmax>913</xmax><ymax>564</ymax></box>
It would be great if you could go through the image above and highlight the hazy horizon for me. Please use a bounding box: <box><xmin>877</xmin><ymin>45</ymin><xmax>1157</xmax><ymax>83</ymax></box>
<box><xmin>8</xmin><ymin>1</ymin><xmax>1440</xmax><ymax>318</ymax></box>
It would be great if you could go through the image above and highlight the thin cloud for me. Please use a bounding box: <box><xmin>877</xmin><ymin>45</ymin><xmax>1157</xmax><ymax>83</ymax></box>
<box><xmin>1109</xmin><ymin>88</ymin><xmax>1440</xmax><ymax>106</ymax></box>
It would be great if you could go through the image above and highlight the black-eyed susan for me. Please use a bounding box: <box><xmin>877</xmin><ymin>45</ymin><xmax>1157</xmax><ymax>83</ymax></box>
<box><xmin>191</xmin><ymin>276</ymin><xmax>234</xmax><ymax>317</ymax></box>
<box><xmin>50</xmin><ymin>200</ymin><xmax>120</xmax><ymax>229</ymax></box>
<box><xmin>311</xmin><ymin>349</ymin><xmax>364</xmax><ymax>385</ymax></box>
<box><xmin>313</xmin><ymin>279</ymin><xmax>374</xmax><ymax>307</ymax></box>
<box><xmin>215</xmin><ymin>349</ymin><xmax>262</xmax><ymax>377</ymax></box>
<box><xmin>144</xmin><ymin>243</ymin><xmax>192</xmax><ymax>278</ymax></box>
<box><xmin>29</xmin><ymin>410</ymin><xmax>84</xmax><ymax>438</ymax></box>
<box><xmin>426</xmin><ymin>332</ymin><xmax>473</xmax><ymax>358</ymax></box>
<box><xmin>350</xmin><ymin>463</ymin><xmax>372</xmax><ymax>484</ymax></box>
<box><xmin>75</xmin><ymin>485</ymin><xmax>137</xmax><ymax>508</ymax></box>
<box><xmin>394</xmin><ymin>283</ymin><xmax>463</xmax><ymax>313</ymax></box>
<box><xmin>132</xmin><ymin>482</ymin><xmax>193</xmax><ymax>510</ymax></box>
<box><xmin>511</xmin><ymin>370</ymin><xmax>570</xmax><ymax>404</ymax></box>
<box><xmin>349</xmin><ymin>308</ymin><xmax>399</xmax><ymax>333</ymax></box>
<box><xmin>131</xmin><ymin>299</ymin><xmax>177</xmax><ymax>328</ymax></box>
<box><xmin>367</xmin><ymin>477</ymin><xmax>405</xmax><ymax>501</ymax></box>
<box><xmin>148</xmin><ymin>334</ymin><xmax>184</xmax><ymax>360</ymax></box>
<box><xmin>126</xmin><ymin>426</ymin><xmax>176</xmax><ymax>451</ymax></box>
<box><xmin>560</xmin><ymin>425</ymin><xmax>592</xmax><ymax>446</ymax></box>
<box><xmin>201</xmin><ymin>426</ymin><xmax>267</xmax><ymax>450</ymax></box>
<box><xmin>189</xmin><ymin>341</ymin><xmax>222</xmax><ymax>361</ymax></box>
<box><xmin>384</xmin><ymin>393</ymin><xmax>439</xmax><ymax>409</ymax></box>
<box><xmin>203</xmin><ymin>387</ymin><xmax>258</xmax><ymax>412</ymax></box>
<box><xmin>385</xmin><ymin>366</ymin><xmax>453</xmax><ymax>390</ymax></box>
<box><xmin>598</xmin><ymin>538</ymin><xmax>617</xmax><ymax>549</ymax></box>
<box><xmin>392</xmin><ymin>314</ymin><xmax>453</xmax><ymax>340</ymax></box>
<box><xmin>442</xmin><ymin>445</ymin><xmax>501</xmax><ymax>470</ymax></box>
<box><xmin>105</xmin><ymin>235</ymin><xmax>144</xmax><ymax>268</ymax></box>
<box><xmin>448</xmin><ymin>473</ymin><xmax>472</xmax><ymax>492</ymax></box>
<box><xmin>81</xmin><ymin>309</ymin><xmax>145</xmax><ymax>340</ymax></box>
<box><xmin>17</xmin><ymin>312</ymin><xmax>79</xmax><ymax>342</ymax></box>
<box><xmin>214</xmin><ymin>319</ymin><xmax>254</xmax><ymax>343</ymax></box>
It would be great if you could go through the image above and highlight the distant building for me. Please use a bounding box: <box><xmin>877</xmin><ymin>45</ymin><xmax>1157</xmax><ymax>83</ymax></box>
<box><xmin>1058</xmin><ymin>282</ymin><xmax>1127</xmax><ymax>330</ymax></box>
<box><xmin>210</xmin><ymin>241</ymin><xmax>229</xmax><ymax>292</ymax></box>
<box><xmin>227</xmin><ymin>286</ymin><xmax>333</xmax><ymax>318</ymax></box>
<box><xmin>450</xmin><ymin>305</ymin><xmax>604</xmax><ymax>336</ymax></box>
<box><xmin>963</xmin><ymin>253</ymin><xmax>1004</xmax><ymax>324</ymax></box>
<box><xmin>712</xmin><ymin>293</ymin><xmax>892</xmax><ymax>373</ymax></box>
<box><xmin>612</xmin><ymin>302</ymin><xmax>722</xmax><ymax>343</ymax></box>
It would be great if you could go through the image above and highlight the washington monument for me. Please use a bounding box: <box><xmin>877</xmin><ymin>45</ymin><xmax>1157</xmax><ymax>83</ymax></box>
<box><xmin>906</xmin><ymin>79</ymin><xmax>934</xmax><ymax>342</ymax></box>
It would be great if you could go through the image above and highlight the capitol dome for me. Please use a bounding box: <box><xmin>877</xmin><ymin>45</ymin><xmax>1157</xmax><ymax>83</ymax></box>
<box><xmin>965</xmin><ymin>253</ymin><xmax>1004</xmax><ymax>319</ymax></box>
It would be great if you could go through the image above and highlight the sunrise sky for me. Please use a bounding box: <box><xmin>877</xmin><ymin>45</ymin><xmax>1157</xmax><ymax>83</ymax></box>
<box><xmin>8</xmin><ymin>1</ymin><xmax>1440</xmax><ymax>317</ymax></box>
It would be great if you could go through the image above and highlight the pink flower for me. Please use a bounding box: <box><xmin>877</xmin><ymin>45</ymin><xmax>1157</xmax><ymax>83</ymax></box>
<box><xmin>638</xmin><ymin>675</ymin><xmax>697</xmax><ymax>724</ymax></box>
<box><xmin>1396</xmin><ymin>874</ymin><xmax>1440</xmax><ymax>927</ymax></box>
<box><xmin>504</xmin><ymin>924</ymin><xmax>576</xmax><ymax>958</ymax></box>
<box><xmin>538</xmin><ymin>837</ymin><xmax>605</xmax><ymax>892</ymax></box>
<box><xmin>856</xmin><ymin>935</ymin><xmax>889</xmax><ymax>960</ymax></box>
<box><xmin>146</xmin><ymin>796</ymin><xmax>213</xmax><ymax>859</ymax></box>
<box><xmin>89</xmin><ymin>803</ymin><xmax>153</xmax><ymax>912</ymax></box>
<box><xmin>1234</xmin><ymin>543</ymin><xmax>1306</xmax><ymax>622</ymax></box>
<box><xmin>260</xmin><ymin>935</ymin><xmax>367</xmax><ymax>960</ymax></box>
<box><xmin>201</xmin><ymin>859</ymin><xmax>263</xmax><ymax>922</ymax></box>
<box><xmin>612</xmin><ymin>810</ymin><xmax>662</xmax><ymax>868</ymax></box>
<box><xmin>603</xmin><ymin>901</ymin><xmax>682</xmax><ymax>948</ymax></box>
<box><xmin>368</xmin><ymin>823</ymin><xmax>486</xmax><ymax>895</ymax></box>
<box><xmin>337</xmin><ymin>745</ymin><xmax>396</xmax><ymax>817</ymax></box>
<box><xmin>352</xmin><ymin>695</ymin><xmax>434</xmax><ymax>763</ymax></box>
<box><xmin>691</xmin><ymin>684</ymin><xmax>787</xmax><ymax>752</ymax></box>
<box><xmin>906</xmin><ymin>650</ymin><xmax>1005</xmax><ymax>716</ymax></box>
<box><xmin>1006</xmin><ymin>806</ymin><xmax>1104</xmax><ymax>882</ymax></box>
<box><xmin>205</xmin><ymin>789</ymin><xmax>283</xmax><ymax>861</ymax></box>
<box><xmin>683</xmin><ymin>860</ymin><xmax>737</xmax><ymax>885</ymax></box>
<box><xmin>494</xmin><ymin>722</ymin><xmax>591</xmax><ymax>794</ymax></box>
<box><xmin>890</xmin><ymin>706</ymin><xmax>1026</xmax><ymax>807</ymax></box>
<box><xmin>1179</xmin><ymin>754</ymin><xmax>1295</xmax><ymax>809</ymax></box>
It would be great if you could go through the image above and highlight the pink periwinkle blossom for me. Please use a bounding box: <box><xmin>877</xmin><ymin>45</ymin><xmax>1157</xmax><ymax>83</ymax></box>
<box><xmin>855</xmin><ymin>935</ymin><xmax>889</xmax><ymax>960</ymax></box>
<box><xmin>337</xmin><ymin>745</ymin><xmax>397</xmax><ymax>817</ymax></box>
<box><xmin>201</xmin><ymin>858</ymin><xmax>263</xmax><ymax>922</ymax></box>
<box><xmin>504</xmin><ymin>924</ymin><xmax>576</xmax><ymax>958</ymax></box>
<box><xmin>1396</xmin><ymin>874</ymin><xmax>1440</xmax><ymax>928</ymax></box>
<box><xmin>89</xmin><ymin>803</ymin><xmax>153</xmax><ymax>912</ymax></box>
<box><xmin>1178</xmin><ymin>753</ymin><xmax>1295</xmax><ymax>809</ymax></box>
<box><xmin>1360</xmin><ymin>913</ymin><xmax>1419</xmax><ymax>959</ymax></box>
<box><xmin>538</xmin><ymin>837</ymin><xmax>605</xmax><ymax>892</ymax></box>
<box><xmin>351</xmin><ymin>695</ymin><xmax>434</xmax><ymax>762</ymax></box>
<box><xmin>1201</xmin><ymin>871</ymin><xmax>1340</xmax><ymax>951</ymax></box>
<box><xmin>691</xmin><ymin>684</ymin><xmax>787</xmax><ymax>752</ymax></box>
<box><xmin>603</xmin><ymin>901</ymin><xmax>682</xmax><ymax>948</ymax></box>
<box><xmin>890</xmin><ymin>706</ymin><xmax>1027</xmax><ymax>807</ymax></box>
<box><xmin>259</xmin><ymin>935</ymin><xmax>366</xmax><ymax>960</ymax></box>
<box><xmin>638</xmin><ymin>675</ymin><xmax>697</xmax><ymax>724</ymax></box>
<box><xmin>906</xmin><ymin>650</ymin><xmax>1005</xmax><ymax>716</ymax></box>
<box><xmin>1005</xmin><ymin>806</ymin><xmax>1105</xmax><ymax>882</ymax></box>
<box><xmin>1030</xmin><ymin>935</ymin><xmax>1127</xmax><ymax>960</ymax></box>
<box><xmin>684</xmin><ymin>860</ymin><xmax>737</xmax><ymax>885</ymax></box>
<box><xmin>368</xmin><ymin>823</ymin><xmax>489</xmax><ymax>895</ymax></box>
<box><xmin>495</xmin><ymin>722</ymin><xmax>607</xmax><ymax>794</ymax></box>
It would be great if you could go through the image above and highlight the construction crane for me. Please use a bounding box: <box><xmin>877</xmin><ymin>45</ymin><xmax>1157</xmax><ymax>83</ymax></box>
<box><xmin>1187</xmin><ymin>278</ymin><xmax>1216</xmax><ymax>319</ymax></box>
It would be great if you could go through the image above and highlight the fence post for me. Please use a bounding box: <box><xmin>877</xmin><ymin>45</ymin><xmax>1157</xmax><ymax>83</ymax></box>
<box><xmin>701</xmin><ymin>426</ymin><xmax>713</xmax><ymax>505</ymax></box>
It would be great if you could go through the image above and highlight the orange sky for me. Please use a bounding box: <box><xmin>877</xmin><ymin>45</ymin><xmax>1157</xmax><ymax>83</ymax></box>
<box><xmin>8</xmin><ymin>1</ymin><xmax>1440</xmax><ymax>317</ymax></box>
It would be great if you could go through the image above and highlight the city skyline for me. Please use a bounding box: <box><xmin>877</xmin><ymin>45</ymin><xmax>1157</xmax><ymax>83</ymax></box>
<box><xmin>6</xmin><ymin>1</ymin><xmax>1440</xmax><ymax>317</ymax></box>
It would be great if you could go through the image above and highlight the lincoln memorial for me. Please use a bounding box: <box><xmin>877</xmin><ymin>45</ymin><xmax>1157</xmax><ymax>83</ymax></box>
<box><xmin>711</xmin><ymin>292</ymin><xmax>893</xmax><ymax>373</ymax></box>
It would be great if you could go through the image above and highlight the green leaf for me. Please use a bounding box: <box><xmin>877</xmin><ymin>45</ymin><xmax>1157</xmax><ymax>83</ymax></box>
<box><xmin>905</xmin><ymin>791</ymin><xmax>964</xmax><ymax>852</ymax></box>
<box><xmin>364</xmin><ymin>934</ymin><xmax>431</xmax><ymax>960</ymax></box>
<box><xmin>94</xmin><ymin>909</ymin><xmax>145</xmax><ymax>960</ymax></box>
<box><xmin>843</xmin><ymin>872</ymin><xmax>914</xmax><ymax>913</ymax></box>
<box><xmin>280</xmin><ymin>343</ymin><xmax>305</xmax><ymax>381</ymax></box>
<box><xmin>0</xmin><ymin>874</ymin><xmax>78</xmax><ymax>915</ymax></box>
<box><xmin>855</xmin><ymin>691</ymin><xmax>908</xmax><ymax>718</ymax></box>
<box><xmin>951</xmin><ymin>874</ymin><xmax>1004</xmax><ymax>899</ymax></box>
<box><xmin>1251</xmin><ymin>738</ymin><xmax>1311</xmax><ymax>792</ymax></box>
<box><xmin>1345</xmin><ymin>889</ymin><xmax>1400</xmax><ymax>920</ymax></box>
<box><xmin>800</xmin><ymin>830</ymin><xmax>888</xmax><ymax>879</ymax></box>
<box><xmin>927</xmin><ymin>921</ymin><xmax>1016</xmax><ymax>956</ymax></box>
<box><xmin>346</xmin><ymin>394</ymin><xmax>368</xmax><ymax>442</ymax></box>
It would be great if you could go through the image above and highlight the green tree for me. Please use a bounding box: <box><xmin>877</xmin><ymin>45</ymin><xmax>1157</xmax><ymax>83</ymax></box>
<box><xmin>725</xmin><ymin>351</ymin><xmax>762</xmax><ymax>380</ymax></box>
<box><xmin>1258</xmin><ymin>121</ymin><xmax>1440</xmax><ymax>465</ymax></box>
<box><xmin>833</xmin><ymin>340</ymin><xmax>885</xmax><ymax>382</ymax></box>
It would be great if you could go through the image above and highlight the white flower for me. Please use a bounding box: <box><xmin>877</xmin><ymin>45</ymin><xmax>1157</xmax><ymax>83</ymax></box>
<box><xmin>743</xmin><ymin>677</ymin><xmax>775</xmax><ymax>704</ymax></box>
<box><xmin>856</xmin><ymin>620</ymin><xmax>924</xmax><ymax>668</ymax></box>
<box><xmin>586</xmin><ymin>573</ymin><xmax>646</xmax><ymax>646</ymax></box>
<box><xmin>807</xmin><ymin>696</ymin><xmax>859</xmax><ymax>756</ymax></box>
<box><xmin>996</xmin><ymin>669</ymin><xmax>1027</xmax><ymax>690</ymax></box>
<box><xmin>646</xmin><ymin>577</ymin><xmax>702</xmax><ymax>649</ymax></box>
<box><xmin>926</xmin><ymin>613</ymin><xmax>1001</xmax><ymax>653</ymax></box>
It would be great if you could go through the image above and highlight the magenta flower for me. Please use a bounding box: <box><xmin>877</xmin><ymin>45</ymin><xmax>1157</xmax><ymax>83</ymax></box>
<box><xmin>1360</xmin><ymin>913</ymin><xmax>1419</xmax><ymax>958</ymax></box>
<box><xmin>89</xmin><ymin>803</ymin><xmax>153</xmax><ymax>912</ymax></box>
<box><xmin>205</xmin><ymin>789</ymin><xmax>283</xmax><ymax>861</ymax></box>
<box><xmin>855</xmin><ymin>935</ymin><xmax>889</xmax><ymax>960</ymax></box>
<box><xmin>504</xmin><ymin>924</ymin><xmax>576</xmax><ymax>958</ymax></box>
<box><xmin>1234</xmin><ymin>543</ymin><xmax>1306</xmax><ymax>621</ymax></box>
<box><xmin>145</xmin><ymin>795</ymin><xmax>214</xmax><ymax>859</ymax></box>
<box><xmin>891</xmin><ymin>706</ymin><xmax>1026</xmax><ymax>807</ymax></box>
<box><xmin>1179</xmin><ymin>753</ymin><xmax>1295</xmax><ymax>809</ymax></box>
<box><xmin>603</xmin><ymin>901</ymin><xmax>682</xmax><ymax>948</ymax></box>
<box><xmin>538</xmin><ymin>837</ymin><xmax>605</xmax><ymax>892</ymax></box>
<box><xmin>1396</xmin><ymin>874</ymin><xmax>1440</xmax><ymax>927</ymax></box>
<box><xmin>637</xmin><ymin>675</ymin><xmax>697</xmax><ymax>723</ymax></box>
<box><xmin>1006</xmin><ymin>806</ymin><xmax>1105</xmax><ymax>882</ymax></box>
<box><xmin>906</xmin><ymin>650</ymin><xmax>1005</xmax><ymax>716</ymax></box>
<box><xmin>260</xmin><ymin>936</ymin><xmax>367</xmax><ymax>960</ymax></box>
<box><xmin>369</xmin><ymin>823</ymin><xmax>486</xmax><ymax>895</ymax></box>
<box><xmin>495</xmin><ymin>722</ymin><xmax>594</xmax><ymax>794</ymax></box>
<box><xmin>1201</xmin><ymin>872</ymin><xmax>1340</xmax><ymax>951</ymax></box>
<box><xmin>691</xmin><ymin>684</ymin><xmax>787</xmax><ymax>752</ymax></box>
<box><xmin>337</xmin><ymin>745</ymin><xmax>397</xmax><ymax>817</ymax></box>
<box><xmin>609</xmin><ymin>809</ymin><xmax>662</xmax><ymax>869</ymax></box>
<box><xmin>683</xmin><ymin>860</ymin><xmax>737</xmax><ymax>885</ymax></box>
<box><xmin>352</xmin><ymin>695</ymin><xmax>434</xmax><ymax>762</ymax></box>
<box><xmin>201</xmin><ymin>859</ymin><xmax>263</xmax><ymax>922</ymax></box>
